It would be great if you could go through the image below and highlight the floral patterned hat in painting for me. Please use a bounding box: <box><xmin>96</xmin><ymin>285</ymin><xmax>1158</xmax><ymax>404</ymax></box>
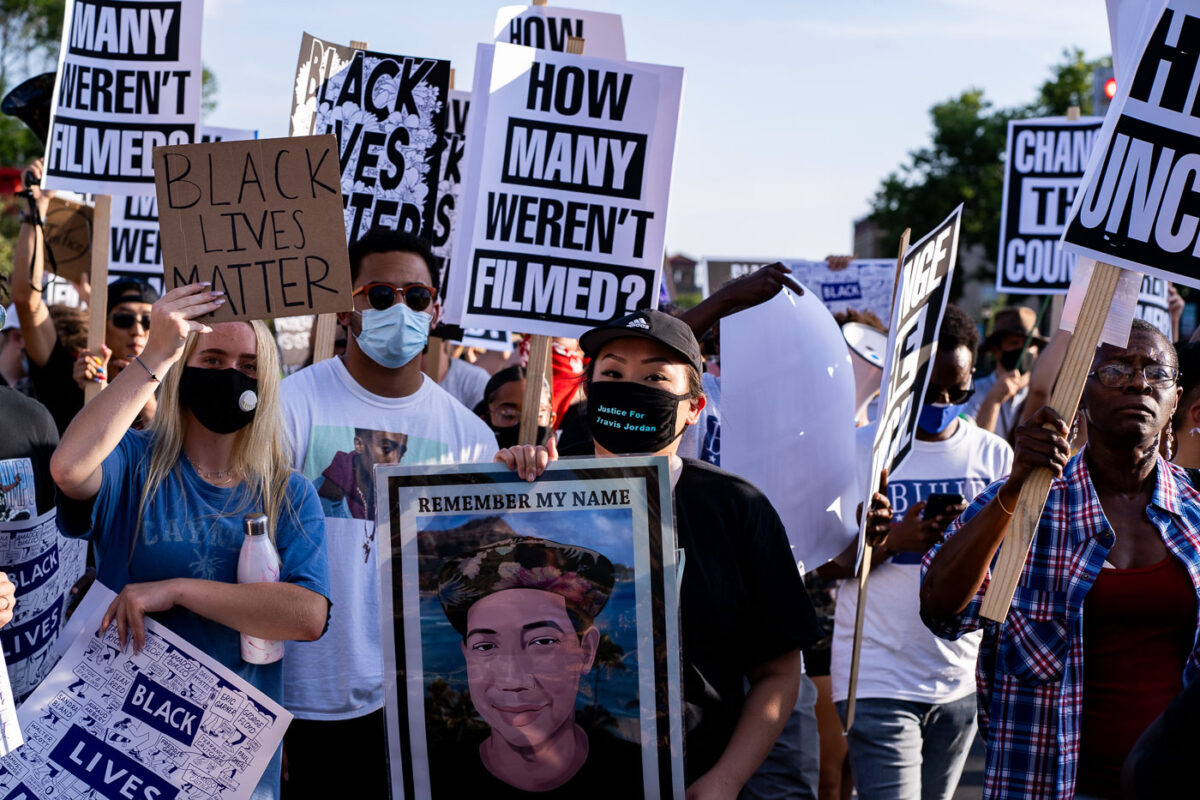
<box><xmin>438</xmin><ymin>537</ymin><xmax>615</xmax><ymax>636</ymax></box>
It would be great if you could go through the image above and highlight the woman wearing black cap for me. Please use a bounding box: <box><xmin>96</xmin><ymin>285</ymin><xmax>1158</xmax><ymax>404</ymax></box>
<box><xmin>497</xmin><ymin>309</ymin><xmax>821</xmax><ymax>799</ymax></box>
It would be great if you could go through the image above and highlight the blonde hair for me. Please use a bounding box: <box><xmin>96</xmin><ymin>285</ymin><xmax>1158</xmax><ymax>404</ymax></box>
<box><xmin>136</xmin><ymin>320</ymin><xmax>294</xmax><ymax>548</ymax></box>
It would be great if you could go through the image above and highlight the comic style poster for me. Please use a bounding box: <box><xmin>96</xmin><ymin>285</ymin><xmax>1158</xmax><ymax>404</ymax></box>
<box><xmin>289</xmin><ymin>33</ymin><xmax>451</xmax><ymax>243</ymax></box>
<box><xmin>0</xmin><ymin>584</ymin><xmax>290</xmax><ymax>800</ymax></box>
<box><xmin>376</xmin><ymin>458</ymin><xmax>684</xmax><ymax>799</ymax></box>
<box><xmin>0</xmin><ymin>509</ymin><xmax>87</xmax><ymax>700</ymax></box>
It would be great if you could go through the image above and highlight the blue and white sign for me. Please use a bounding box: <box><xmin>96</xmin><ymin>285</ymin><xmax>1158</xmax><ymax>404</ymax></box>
<box><xmin>0</xmin><ymin>585</ymin><xmax>290</xmax><ymax>800</ymax></box>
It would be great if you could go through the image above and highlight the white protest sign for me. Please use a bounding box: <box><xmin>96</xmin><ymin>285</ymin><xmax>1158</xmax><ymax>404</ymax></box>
<box><xmin>494</xmin><ymin>5</ymin><xmax>626</xmax><ymax>60</ymax></box>
<box><xmin>289</xmin><ymin>34</ymin><xmax>451</xmax><ymax>243</ymax></box>
<box><xmin>1060</xmin><ymin>257</ymin><xmax>1143</xmax><ymax>347</ymax></box>
<box><xmin>431</xmin><ymin>89</ymin><xmax>471</xmax><ymax>286</ymax></box>
<box><xmin>0</xmin><ymin>509</ymin><xmax>87</xmax><ymax>701</ymax></box>
<box><xmin>997</xmin><ymin>118</ymin><xmax>1104</xmax><ymax>294</ymax></box>
<box><xmin>786</xmin><ymin>259</ymin><xmax>898</xmax><ymax>326</ymax></box>
<box><xmin>446</xmin><ymin>43</ymin><xmax>683</xmax><ymax>337</ymax></box>
<box><xmin>723</xmin><ymin>289</ymin><xmax>859</xmax><ymax>571</ymax></box>
<box><xmin>109</xmin><ymin>126</ymin><xmax>257</xmax><ymax>277</ymax></box>
<box><xmin>1062</xmin><ymin>0</ymin><xmax>1200</xmax><ymax>291</ymax></box>
<box><xmin>862</xmin><ymin>208</ymin><xmax>962</xmax><ymax>560</ymax></box>
<box><xmin>43</xmin><ymin>0</ymin><xmax>204</xmax><ymax>195</ymax></box>
<box><xmin>0</xmin><ymin>584</ymin><xmax>291</xmax><ymax>800</ymax></box>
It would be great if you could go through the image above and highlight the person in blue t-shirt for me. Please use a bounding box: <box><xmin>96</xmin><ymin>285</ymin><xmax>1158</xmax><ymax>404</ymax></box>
<box><xmin>51</xmin><ymin>283</ymin><xmax>331</xmax><ymax>800</ymax></box>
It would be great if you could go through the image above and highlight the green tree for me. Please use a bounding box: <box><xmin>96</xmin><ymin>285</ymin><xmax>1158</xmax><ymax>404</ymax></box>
<box><xmin>865</xmin><ymin>49</ymin><xmax>1112</xmax><ymax>294</ymax></box>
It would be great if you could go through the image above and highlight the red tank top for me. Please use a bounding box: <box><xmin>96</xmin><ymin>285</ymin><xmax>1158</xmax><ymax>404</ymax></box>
<box><xmin>1076</xmin><ymin>555</ymin><xmax>1197</xmax><ymax>798</ymax></box>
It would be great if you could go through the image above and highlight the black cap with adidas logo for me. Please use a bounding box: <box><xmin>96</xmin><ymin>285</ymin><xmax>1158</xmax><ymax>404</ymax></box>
<box><xmin>579</xmin><ymin>309</ymin><xmax>703</xmax><ymax>374</ymax></box>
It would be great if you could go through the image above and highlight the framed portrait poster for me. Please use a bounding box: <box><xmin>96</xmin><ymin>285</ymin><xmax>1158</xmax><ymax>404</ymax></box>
<box><xmin>376</xmin><ymin>457</ymin><xmax>684</xmax><ymax>799</ymax></box>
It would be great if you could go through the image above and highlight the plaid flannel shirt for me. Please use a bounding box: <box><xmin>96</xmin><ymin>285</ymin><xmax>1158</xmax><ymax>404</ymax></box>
<box><xmin>921</xmin><ymin>449</ymin><xmax>1200</xmax><ymax>800</ymax></box>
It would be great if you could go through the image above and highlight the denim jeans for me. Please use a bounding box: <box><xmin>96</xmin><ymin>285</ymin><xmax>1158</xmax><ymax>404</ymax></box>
<box><xmin>740</xmin><ymin>672</ymin><xmax>821</xmax><ymax>800</ymax></box>
<box><xmin>834</xmin><ymin>695</ymin><xmax>977</xmax><ymax>800</ymax></box>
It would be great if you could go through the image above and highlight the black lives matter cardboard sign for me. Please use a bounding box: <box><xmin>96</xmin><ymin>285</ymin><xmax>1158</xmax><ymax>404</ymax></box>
<box><xmin>997</xmin><ymin>117</ymin><xmax>1103</xmax><ymax>294</ymax></box>
<box><xmin>1063</xmin><ymin>0</ymin><xmax>1200</xmax><ymax>291</ymax></box>
<box><xmin>43</xmin><ymin>0</ymin><xmax>203</xmax><ymax>195</ymax></box>
<box><xmin>858</xmin><ymin>207</ymin><xmax>962</xmax><ymax>559</ymax></box>
<box><xmin>289</xmin><ymin>34</ymin><xmax>450</xmax><ymax>243</ymax></box>
<box><xmin>494</xmin><ymin>5</ymin><xmax>626</xmax><ymax>60</ymax></box>
<box><xmin>153</xmin><ymin>135</ymin><xmax>353</xmax><ymax>322</ymax></box>
<box><xmin>444</xmin><ymin>43</ymin><xmax>683</xmax><ymax>337</ymax></box>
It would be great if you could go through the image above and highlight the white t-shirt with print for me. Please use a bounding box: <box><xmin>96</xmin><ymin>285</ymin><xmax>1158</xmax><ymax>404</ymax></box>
<box><xmin>831</xmin><ymin>418</ymin><xmax>1013</xmax><ymax>704</ymax></box>
<box><xmin>280</xmin><ymin>356</ymin><xmax>496</xmax><ymax>720</ymax></box>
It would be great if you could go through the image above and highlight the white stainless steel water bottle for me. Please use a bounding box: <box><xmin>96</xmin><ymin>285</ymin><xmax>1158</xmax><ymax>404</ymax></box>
<box><xmin>238</xmin><ymin>513</ymin><xmax>284</xmax><ymax>664</ymax></box>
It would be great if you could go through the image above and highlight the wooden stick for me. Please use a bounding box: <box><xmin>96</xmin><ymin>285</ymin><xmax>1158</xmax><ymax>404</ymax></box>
<box><xmin>843</xmin><ymin>226</ymin><xmax>910</xmax><ymax>732</ymax></box>
<box><xmin>979</xmin><ymin>261</ymin><xmax>1123</xmax><ymax>621</ymax></box>
<box><xmin>84</xmin><ymin>195</ymin><xmax>112</xmax><ymax>404</ymax></box>
<box><xmin>519</xmin><ymin>335</ymin><xmax>552</xmax><ymax>444</ymax></box>
<box><xmin>424</xmin><ymin>336</ymin><xmax>444</xmax><ymax>380</ymax></box>
<box><xmin>312</xmin><ymin>314</ymin><xmax>338</xmax><ymax>363</ymax></box>
<box><xmin>566</xmin><ymin>36</ymin><xmax>584</xmax><ymax>55</ymax></box>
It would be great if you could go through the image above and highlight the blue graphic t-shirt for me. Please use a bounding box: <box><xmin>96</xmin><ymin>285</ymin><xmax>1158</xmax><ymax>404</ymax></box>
<box><xmin>57</xmin><ymin>430</ymin><xmax>331</xmax><ymax>704</ymax></box>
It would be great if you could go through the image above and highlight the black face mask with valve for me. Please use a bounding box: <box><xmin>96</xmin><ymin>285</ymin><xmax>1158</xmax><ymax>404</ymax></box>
<box><xmin>586</xmin><ymin>381</ymin><xmax>691</xmax><ymax>455</ymax></box>
<box><xmin>179</xmin><ymin>367</ymin><xmax>258</xmax><ymax>434</ymax></box>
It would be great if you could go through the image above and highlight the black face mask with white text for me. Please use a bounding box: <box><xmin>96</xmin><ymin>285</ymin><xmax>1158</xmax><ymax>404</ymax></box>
<box><xmin>586</xmin><ymin>381</ymin><xmax>691</xmax><ymax>455</ymax></box>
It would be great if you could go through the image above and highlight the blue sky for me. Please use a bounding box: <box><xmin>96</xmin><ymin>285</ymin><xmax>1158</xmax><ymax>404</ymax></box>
<box><xmin>199</xmin><ymin>0</ymin><xmax>1111</xmax><ymax>260</ymax></box>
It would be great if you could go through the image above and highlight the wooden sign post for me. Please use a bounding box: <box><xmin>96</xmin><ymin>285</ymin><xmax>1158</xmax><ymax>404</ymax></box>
<box><xmin>83</xmin><ymin>196</ymin><xmax>112</xmax><ymax>404</ymax></box>
<box><xmin>843</xmin><ymin>227</ymin><xmax>909</xmax><ymax>732</ymax></box>
<box><xmin>979</xmin><ymin>262</ymin><xmax>1121</xmax><ymax>621</ymax></box>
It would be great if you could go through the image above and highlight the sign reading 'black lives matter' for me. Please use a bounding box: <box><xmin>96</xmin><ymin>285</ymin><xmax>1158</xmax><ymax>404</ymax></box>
<box><xmin>1063</xmin><ymin>0</ymin><xmax>1200</xmax><ymax>290</ymax></box>
<box><xmin>445</xmin><ymin>44</ymin><xmax>683</xmax><ymax>337</ymax></box>
<box><xmin>997</xmin><ymin>117</ymin><xmax>1102</xmax><ymax>294</ymax></box>
<box><xmin>289</xmin><ymin>34</ymin><xmax>451</xmax><ymax>243</ymax></box>
<box><xmin>44</xmin><ymin>0</ymin><xmax>204</xmax><ymax>195</ymax></box>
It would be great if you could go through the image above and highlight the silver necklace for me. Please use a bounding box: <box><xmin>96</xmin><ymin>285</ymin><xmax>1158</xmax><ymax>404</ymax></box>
<box><xmin>184</xmin><ymin>453</ymin><xmax>235</xmax><ymax>485</ymax></box>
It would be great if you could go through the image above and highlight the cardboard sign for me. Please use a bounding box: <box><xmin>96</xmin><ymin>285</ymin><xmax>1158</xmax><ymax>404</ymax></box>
<box><xmin>494</xmin><ymin>5</ymin><xmax>627</xmax><ymax>60</ymax></box>
<box><xmin>153</xmin><ymin>135</ymin><xmax>353</xmax><ymax>322</ymax></box>
<box><xmin>723</xmin><ymin>289</ymin><xmax>859</xmax><ymax>571</ymax></box>
<box><xmin>0</xmin><ymin>584</ymin><xmax>291</xmax><ymax>800</ymax></box>
<box><xmin>42</xmin><ymin>197</ymin><xmax>94</xmax><ymax>283</ymax></box>
<box><xmin>861</xmin><ymin>207</ymin><xmax>962</xmax><ymax>559</ymax></box>
<box><xmin>0</xmin><ymin>510</ymin><xmax>88</xmax><ymax>702</ymax></box>
<box><xmin>111</xmin><ymin>126</ymin><xmax>257</xmax><ymax>276</ymax></box>
<box><xmin>376</xmin><ymin>457</ymin><xmax>684</xmax><ymax>799</ymax></box>
<box><xmin>997</xmin><ymin>117</ymin><xmax>1104</xmax><ymax>294</ymax></box>
<box><xmin>42</xmin><ymin>0</ymin><xmax>204</xmax><ymax>195</ymax></box>
<box><xmin>1062</xmin><ymin>0</ymin><xmax>1200</xmax><ymax>290</ymax></box>
<box><xmin>445</xmin><ymin>43</ymin><xmax>683</xmax><ymax>337</ymax></box>
<box><xmin>289</xmin><ymin>34</ymin><xmax>451</xmax><ymax>243</ymax></box>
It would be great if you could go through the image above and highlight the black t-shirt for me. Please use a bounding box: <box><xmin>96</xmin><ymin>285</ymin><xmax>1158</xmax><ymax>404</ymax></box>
<box><xmin>428</xmin><ymin>729</ymin><xmax>643</xmax><ymax>798</ymax></box>
<box><xmin>28</xmin><ymin>338</ymin><xmax>83</xmax><ymax>436</ymax></box>
<box><xmin>674</xmin><ymin>459</ymin><xmax>820</xmax><ymax>784</ymax></box>
<box><xmin>0</xmin><ymin>387</ymin><xmax>59</xmax><ymax>518</ymax></box>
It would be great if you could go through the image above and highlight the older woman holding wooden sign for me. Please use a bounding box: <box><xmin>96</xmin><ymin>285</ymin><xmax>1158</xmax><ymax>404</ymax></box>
<box><xmin>920</xmin><ymin>318</ymin><xmax>1200</xmax><ymax>800</ymax></box>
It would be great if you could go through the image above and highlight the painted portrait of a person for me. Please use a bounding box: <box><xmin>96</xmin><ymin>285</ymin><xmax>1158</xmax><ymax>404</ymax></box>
<box><xmin>316</xmin><ymin>428</ymin><xmax>408</xmax><ymax>521</ymax></box>
<box><xmin>429</xmin><ymin>536</ymin><xmax>643</xmax><ymax>797</ymax></box>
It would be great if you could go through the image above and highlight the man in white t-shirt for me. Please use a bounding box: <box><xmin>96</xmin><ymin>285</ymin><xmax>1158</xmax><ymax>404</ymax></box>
<box><xmin>822</xmin><ymin>306</ymin><xmax>1013</xmax><ymax>800</ymax></box>
<box><xmin>279</xmin><ymin>229</ymin><xmax>496</xmax><ymax>797</ymax></box>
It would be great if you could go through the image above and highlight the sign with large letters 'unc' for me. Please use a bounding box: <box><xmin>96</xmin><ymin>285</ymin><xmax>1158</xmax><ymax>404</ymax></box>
<box><xmin>1062</xmin><ymin>0</ymin><xmax>1200</xmax><ymax>290</ymax></box>
<box><xmin>443</xmin><ymin>43</ymin><xmax>683</xmax><ymax>337</ymax></box>
<box><xmin>0</xmin><ymin>584</ymin><xmax>290</xmax><ymax>800</ymax></box>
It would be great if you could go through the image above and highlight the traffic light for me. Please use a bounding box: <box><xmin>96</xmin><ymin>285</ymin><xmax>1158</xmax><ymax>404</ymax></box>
<box><xmin>1093</xmin><ymin>64</ymin><xmax>1115</xmax><ymax>117</ymax></box>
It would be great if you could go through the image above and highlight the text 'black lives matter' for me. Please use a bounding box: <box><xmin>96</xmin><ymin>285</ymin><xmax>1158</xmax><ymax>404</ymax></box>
<box><xmin>1064</xmin><ymin>5</ymin><xmax>1200</xmax><ymax>285</ymax></box>
<box><xmin>49</xmin><ymin>725</ymin><xmax>174</xmax><ymax>800</ymax></box>
<box><xmin>67</xmin><ymin>1</ymin><xmax>182</xmax><ymax>61</ymax></box>
<box><xmin>468</xmin><ymin>249</ymin><xmax>650</xmax><ymax>325</ymax></box>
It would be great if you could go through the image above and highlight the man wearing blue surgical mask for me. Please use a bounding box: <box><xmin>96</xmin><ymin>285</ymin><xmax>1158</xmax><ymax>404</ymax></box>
<box><xmin>820</xmin><ymin>305</ymin><xmax>1013</xmax><ymax>800</ymax></box>
<box><xmin>277</xmin><ymin>228</ymin><xmax>495</xmax><ymax>798</ymax></box>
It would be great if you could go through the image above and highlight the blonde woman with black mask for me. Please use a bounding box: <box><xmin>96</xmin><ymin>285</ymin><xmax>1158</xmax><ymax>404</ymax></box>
<box><xmin>51</xmin><ymin>283</ymin><xmax>331</xmax><ymax>800</ymax></box>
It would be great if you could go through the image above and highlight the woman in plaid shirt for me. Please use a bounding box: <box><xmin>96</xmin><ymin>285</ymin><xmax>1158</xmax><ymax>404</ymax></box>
<box><xmin>918</xmin><ymin>319</ymin><xmax>1200</xmax><ymax>800</ymax></box>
